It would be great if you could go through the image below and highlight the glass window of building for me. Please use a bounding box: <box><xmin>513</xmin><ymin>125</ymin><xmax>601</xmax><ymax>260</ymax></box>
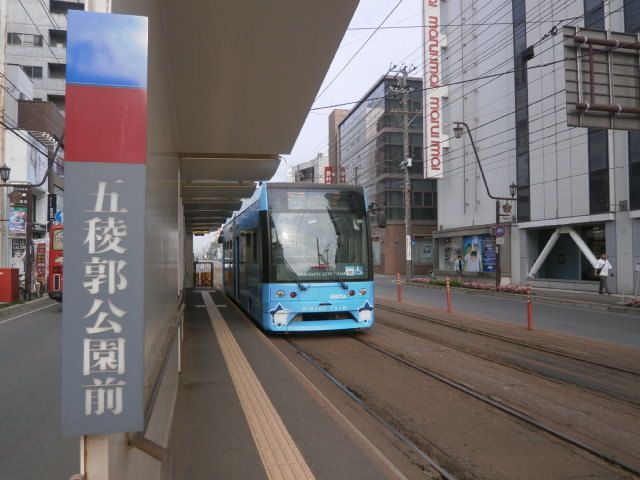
<box><xmin>438</xmin><ymin>236</ymin><xmax>463</xmax><ymax>271</ymax></box>
<box><xmin>588</xmin><ymin>129</ymin><xmax>609</xmax><ymax>214</ymax></box>
<box><xmin>584</xmin><ymin>0</ymin><xmax>605</xmax><ymax>28</ymax></box>
<box><xmin>630</xmin><ymin>132</ymin><xmax>640</xmax><ymax>210</ymax></box>
<box><xmin>624</xmin><ymin>0</ymin><xmax>640</xmax><ymax>32</ymax></box>
<box><xmin>413</xmin><ymin>237</ymin><xmax>433</xmax><ymax>265</ymax></box>
<box><xmin>21</xmin><ymin>65</ymin><xmax>43</xmax><ymax>79</ymax></box>
<box><xmin>580</xmin><ymin>225</ymin><xmax>606</xmax><ymax>280</ymax></box>
<box><xmin>7</xmin><ymin>32</ymin><xmax>22</xmax><ymax>45</ymax></box>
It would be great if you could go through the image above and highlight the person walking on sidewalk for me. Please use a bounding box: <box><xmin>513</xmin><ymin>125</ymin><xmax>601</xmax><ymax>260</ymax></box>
<box><xmin>455</xmin><ymin>255</ymin><xmax>464</xmax><ymax>283</ymax></box>
<box><xmin>595</xmin><ymin>253</ymin><xmax>614</xmax><ymax>295</ymax></box>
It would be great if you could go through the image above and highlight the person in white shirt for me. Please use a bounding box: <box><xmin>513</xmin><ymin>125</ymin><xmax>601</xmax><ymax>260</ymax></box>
<box><xmin>594</xmin><ymin>253</ymin><xmax>613</xmax><ymax>295</ymax></box>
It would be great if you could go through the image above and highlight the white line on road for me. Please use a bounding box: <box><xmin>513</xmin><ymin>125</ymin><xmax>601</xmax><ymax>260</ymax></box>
<box><xmin>0</xmin><ymin>303</ymin><xmax>58</xmax><ymax>326</ymax></box>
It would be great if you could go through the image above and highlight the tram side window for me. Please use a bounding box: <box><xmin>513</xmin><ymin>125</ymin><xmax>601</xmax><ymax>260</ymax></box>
<box><xmin>252</xmin><ymin>232</ymin><xmax>258</xmax><ymax>262</ymax></box>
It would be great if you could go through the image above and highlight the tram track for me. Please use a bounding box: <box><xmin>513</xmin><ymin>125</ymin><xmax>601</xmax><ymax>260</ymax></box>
<box><xmin>285</xmin><ymin>338</ymin><xmax>457</xmax><ymax>480</ymax></box>
<box><xmin>376</xmin><ymin>316</ymin><xmax>640</xmax><ymax>409</ymax></box>
<box><xmin>351</xmin><ymin>334</ymin><xmax>640</xmax><ymax>478</ymax></box>
<box><xmin>376</xmin><ymin>303</ymin><xmax>640</xmax><ymax>377</ymax></box>
<box><xmin>376</xmin><ymin>304</ymin><xmax>640</xmax><ymax>408</ymax></box>
<box><xmin>284</xmin><ymin>331</ymin><xmax>640</xmax><ymax>479</ymax></box>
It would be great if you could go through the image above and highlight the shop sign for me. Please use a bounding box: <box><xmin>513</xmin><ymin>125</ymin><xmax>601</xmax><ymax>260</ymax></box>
<box><xmin>48</xmin><ymin>194</ymin><xmax>57</xmax><ymax>222</ymax></box>
<box><xmin>9</xmin><ymin>206</ymin><xmax>27</xmax><ymax>233</ymax></box>
<box><xmin>34</xmin><ymin>241</ymin><xmax>47</xmax><ymax>284</ymax></box>
<box><xmin>423</xmin><ymin>0</ymin><xmax>443</xmax><ymax>179</ymax></box>
<box><xmin>462</xmin><ymin>235</ymin><xmax>496</xmax><ymax>272</ymax></box>
<box><xmin>11</xmin><ymin>239</ymin><xmax>26</xmax><ymax>272</ymax></box>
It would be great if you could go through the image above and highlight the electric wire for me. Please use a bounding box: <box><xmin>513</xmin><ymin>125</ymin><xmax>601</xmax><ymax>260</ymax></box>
<box><xmin>314</xmin><ymin>0</ymin><xmax>406</xmax><ymax>102</ymax></box>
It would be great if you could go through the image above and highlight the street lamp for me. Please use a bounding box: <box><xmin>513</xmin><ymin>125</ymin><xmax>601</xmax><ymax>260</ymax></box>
<box><xmin>453</xmin><ymin>121</ymin><xmax>517</xmax><ymax>288</ymax></box>
<box><xmin>0</xmin><ymin>165</ymin><xmax>10</xmax><ymax>183</ymax></box>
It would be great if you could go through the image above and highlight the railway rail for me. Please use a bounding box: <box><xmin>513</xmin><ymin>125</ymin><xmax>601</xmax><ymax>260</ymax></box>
<box><xmin>283</xmin><ymin>324</ymin><xmax>640</xmax><ymax>479</ymax></box>
<box><xmin>352</xmin><ymin>334</ymin><xmax>640</xmax><ymax>478</ymax></box>
<box><xmin>377</xmin><ymin>303</ymin><xmax>640</xmax><ymax>406</ymax></box>
<box><xmin>285</xmin><ymin>339</ymin><xmax>457</xmax><ymax>480</ymax></box>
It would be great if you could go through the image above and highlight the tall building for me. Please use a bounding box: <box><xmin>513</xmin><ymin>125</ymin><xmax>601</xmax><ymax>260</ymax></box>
<box><xmin>1</xmin><ymin>65</ymin><xmax>62</xmax><ymax>274</ymax></box>
<box><xmin>6</xmin><ymin>0</ymin><xmax>84</xmax><ymax>113</ymax></box>
<box><xmin>289</xmin><ymin>153</ymin><xmax>330</xmax><ymax>183</ymax></box>
<box><xmin>426</xmin><ymin>0</ymin><xmax>640</xmax><ymax>293</ymax></box>
<box><xmin>339</xmin><ymin>75</ymin><xmax>437</xmax><ymax>275</ymax></box>
<box><xmin>328</xmin><ymin>108</ymin><xmax>349</xmax><ymax>179</ymax></box>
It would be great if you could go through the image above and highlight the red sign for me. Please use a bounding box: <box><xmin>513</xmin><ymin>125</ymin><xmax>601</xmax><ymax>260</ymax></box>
<box><xmin>324</xmin><ymin>166</ymin><xmax>334</xmax><ymax>184</ymax></box>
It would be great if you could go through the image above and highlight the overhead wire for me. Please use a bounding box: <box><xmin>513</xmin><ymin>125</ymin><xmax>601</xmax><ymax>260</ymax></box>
<box><xmin>314</xmin><ymin>0</ymin><xmax>407</xmax><ymax>103</ymax></box>
<box><xmin>15</xmin><ymin>0</ymin><xmax>65</xmax><ymax>64</ymax></box>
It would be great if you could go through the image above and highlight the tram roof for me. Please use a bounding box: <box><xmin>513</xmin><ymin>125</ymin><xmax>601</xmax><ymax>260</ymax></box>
<box><xmin>110</xmin><ymin>0</ymin><xmax>359</xmax><ymax>233</ymax></box>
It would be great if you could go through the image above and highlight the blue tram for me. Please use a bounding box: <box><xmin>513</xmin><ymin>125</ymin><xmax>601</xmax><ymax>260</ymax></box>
<box><xmin>220</xmin><ymin>183</ymin><xmax>381</xmax><ymax>332</ymax></box>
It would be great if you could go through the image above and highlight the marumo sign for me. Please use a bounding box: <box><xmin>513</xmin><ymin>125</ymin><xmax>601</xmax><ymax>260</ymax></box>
<box><xmin>423</xmin><ymin>0</ymin><xmax>443</xmax><ymax>179</ymax></box>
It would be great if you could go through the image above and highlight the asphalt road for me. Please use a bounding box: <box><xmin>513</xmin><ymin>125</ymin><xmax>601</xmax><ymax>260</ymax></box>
<box><xmin>374</xmin><ymin>277</ymin><xmax>640</xmax><ymax>350</ymax></box>
<box><xmin>0</xmin><ymin>301</ymin><xmax>79</xmax><ymax>480</ymax></box>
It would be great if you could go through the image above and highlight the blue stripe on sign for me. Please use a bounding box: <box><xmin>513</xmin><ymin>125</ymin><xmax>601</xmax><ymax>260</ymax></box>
<box><xmin>67</xmin><ymin>10</ymin><xmax>148</xmax><ymax>89</ymax></box>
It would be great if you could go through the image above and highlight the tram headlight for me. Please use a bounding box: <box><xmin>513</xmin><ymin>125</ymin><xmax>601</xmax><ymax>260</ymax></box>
<box><xmin>359</xmin><ymin>309</ymin><xmax>372</xmax><ymax>323</ymax></box>
<box><xmin>273</xmin><ymin>309</ymin><xmax>290</xmax><ymax>326</ymax></box>
<box><xmin>359</xmin><ymin>288</ymin><xmax>367</xmax><ymax>295</ymax></box>
<box><xmin>290</xmin><ymin>291</ymin><xmax>297</xmax><ymax>298</ymax></box>
<box><xmin>276</xmin><ymin>290</ymin><xmax>285</xmax><ymax>298</ymax></box>
<box><xmin>358</xmin><ymin>301</ymin><xmax>373</xmax><ymax>324</ymax></box>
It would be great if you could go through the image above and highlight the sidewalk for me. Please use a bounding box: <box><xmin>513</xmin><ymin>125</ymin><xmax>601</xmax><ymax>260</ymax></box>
<box><xmin>399</xmin><ymin>280</ymin><xmax>640</xmax><ymax>315</ymax></box>
<box><xmin>0</xmin><ymin>296</ymin><xmax>54</xmax><ymax>318</ymax></box>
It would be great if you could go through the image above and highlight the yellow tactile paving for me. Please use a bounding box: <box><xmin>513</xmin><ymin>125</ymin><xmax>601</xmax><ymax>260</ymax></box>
<box><xmin>201</xmin><ymin>292</ymin><xmax>316</xmax><ymax>480</ymax></box>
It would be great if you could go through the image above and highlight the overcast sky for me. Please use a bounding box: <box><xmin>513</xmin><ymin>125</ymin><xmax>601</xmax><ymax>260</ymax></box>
<box><xmin>194</xmin><ymin>0</ymin><xmax>423</xmax><ymax>253</ymax></box>
<box><xmin>273</xmin><ymin>0</ymin><xmax>423</xmax><ymax>181</ymax></box>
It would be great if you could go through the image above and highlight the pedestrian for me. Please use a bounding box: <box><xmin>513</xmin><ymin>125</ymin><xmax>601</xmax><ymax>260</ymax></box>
<box><xmin>455</xmin><ymin>255</ymin><xmax>464</xmax><ymax>283</ymax></box>
<box><xmin>594</xmin><ymin>253</ymin><xmax>614</xmax><ymax>295</ymax></box>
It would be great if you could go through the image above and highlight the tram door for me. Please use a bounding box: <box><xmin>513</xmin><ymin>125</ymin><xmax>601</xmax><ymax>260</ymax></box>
<box><xmin>234</xmin><ymin>235</ymin><xmax>240</xmax><ymax>299</ymax></box>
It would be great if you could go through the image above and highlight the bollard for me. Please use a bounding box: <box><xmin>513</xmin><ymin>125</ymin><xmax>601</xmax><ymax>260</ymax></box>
<box><xmin>527</xmin><ymin>285</ymin><xmax>533</xmax><ymax>330</ymax></box>
<box><xmin>446</xmin><ymin>276</ymin><xmax>452</xmax><ymax>313</ymax></box>
<box><xmin>396</xmin><ymin>272</ymin><xmax>402</xmax><ymax>303</ymax></box>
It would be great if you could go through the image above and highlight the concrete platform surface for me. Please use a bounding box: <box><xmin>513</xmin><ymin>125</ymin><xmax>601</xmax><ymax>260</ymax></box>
<box><xmin>167</xmin><ymin>289</ymin><xmax>394</xmax><ymax>480</ymax></box>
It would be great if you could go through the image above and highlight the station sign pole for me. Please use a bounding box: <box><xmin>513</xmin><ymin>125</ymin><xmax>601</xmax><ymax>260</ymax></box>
<box><xmin>62</xmin><ymin>11</ymin><xmax>148</xmax><ymax>437</ymax></box>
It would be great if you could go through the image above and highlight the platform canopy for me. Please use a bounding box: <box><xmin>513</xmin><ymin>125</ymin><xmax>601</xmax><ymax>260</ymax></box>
<box><xmin>109</xmin><ymin>0</ymin><xmax>358</xmax><ymax>232</ymax></box>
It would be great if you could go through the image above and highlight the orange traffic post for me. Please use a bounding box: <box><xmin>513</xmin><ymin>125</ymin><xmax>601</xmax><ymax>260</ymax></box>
<box><xmin>396</xmin><ymin>272</ymin><xmax>402</xmax><ymax>303</ymax></box>
<box><xmin>446</xmin><ymin>276</ymin><xmax>452</xmax><ymax>313</ymax></box>
<box><xmin>527</xmin><ymin>285</ymin><xmax>534</xmax><ymax>330</ymax></box>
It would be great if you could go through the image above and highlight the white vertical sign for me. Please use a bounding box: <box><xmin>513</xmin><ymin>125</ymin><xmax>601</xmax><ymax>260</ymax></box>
<box><xmin>423</xmin><ymin>0</ymin><xmax>443</xmax><ymax>179</ymax></box>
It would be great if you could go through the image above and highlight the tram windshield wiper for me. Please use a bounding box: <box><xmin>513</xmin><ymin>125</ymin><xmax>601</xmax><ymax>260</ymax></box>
<box><xmin>277</xmin><ymin>254</ymin><xmax>307</xmax><ymax>291</ymax></box>
<box><xmin>316</xmin><ymin>237</ymin><xmax>348</xmax><ymax>290</ymax></box>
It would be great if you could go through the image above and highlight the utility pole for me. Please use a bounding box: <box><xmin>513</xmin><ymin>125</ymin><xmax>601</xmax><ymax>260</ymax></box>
<box><xmin>390</xmin><ymin>64</ymin><xmax>417</xmax><ymax>280</ymax></box>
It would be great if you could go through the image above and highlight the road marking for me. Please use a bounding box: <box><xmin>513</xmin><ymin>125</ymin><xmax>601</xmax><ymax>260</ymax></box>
<box><xmin>201</xmin><ymin>292</ymin><xmax>315</xmax><ymax>480</ymax></box>
<box><xmin>0</xmin><ymin>302</ymin><xmax>58</xmax><ymax>326</ymax></box>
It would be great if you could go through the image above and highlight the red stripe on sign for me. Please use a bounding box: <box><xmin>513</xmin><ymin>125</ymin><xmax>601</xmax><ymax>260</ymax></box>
<box><xmin>65</xmin><ymin>84</ymin><xmax>147</xmax><ymax>164</ymax></box>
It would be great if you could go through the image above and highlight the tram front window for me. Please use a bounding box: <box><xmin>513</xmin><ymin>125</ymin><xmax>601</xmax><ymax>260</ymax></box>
<box><xmin>269</xmin><ymin>188</ymin><xmax>370</xmax><ymax>283</ymax></box>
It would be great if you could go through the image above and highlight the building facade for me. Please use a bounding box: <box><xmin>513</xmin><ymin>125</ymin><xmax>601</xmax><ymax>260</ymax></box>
<box><xmin>339</xmin><ymin>75</ymin><xmax>437</xmax><ymax>275</ymax></box>
<box><xmin>6</xmin><ymin>0</ymin><xmax>84</xmax><ymax>112</ymax></box>
<box><xmin>1</xmin><ymin>65</ymin><xmax>57</xmax><ymax>278</ymax></box>
<box><xmin>328</xmin><ymin>108</ymin><xmax>349</xmax><ymax>179</ymax></box>
<box><xmin>428</xmin><ymin>0</ymin><xmax>640</xmax><ymax>293</ymax></box>
<box><xmin>289</xmin><ymin>152</ymin><xmax>330</xmax><ymax>183</ymax></box>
